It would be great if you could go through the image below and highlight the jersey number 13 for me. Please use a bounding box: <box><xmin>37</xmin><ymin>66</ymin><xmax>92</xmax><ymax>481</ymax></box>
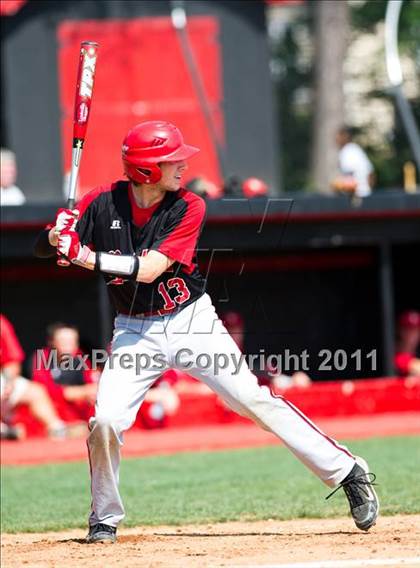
<box><xmin>157</xmin><ymin>278</ymin><xmax>191</xmax><ymax>310</ymax></box>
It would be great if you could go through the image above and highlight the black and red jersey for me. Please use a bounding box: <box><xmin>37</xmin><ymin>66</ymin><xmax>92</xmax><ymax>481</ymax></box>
<box><xmin>36</xmin><ymin>181</ymin><xmax>207</xmax><ymax>315</ymax></box>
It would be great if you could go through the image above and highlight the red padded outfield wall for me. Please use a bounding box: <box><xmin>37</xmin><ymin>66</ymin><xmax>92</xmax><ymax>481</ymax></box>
<box><xmin>57</xmin><ymin>17</ymin><xmax>224</xmax><ymax>198</ymax></box>
<box><xmin>9</xmin><ymin>377</ymin><xmax>420</xmax><ymax>437</ymax></box>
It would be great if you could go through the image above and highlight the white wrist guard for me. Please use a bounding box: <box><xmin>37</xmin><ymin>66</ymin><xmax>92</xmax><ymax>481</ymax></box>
<box><xmin>74</xmin><ymin>245</ymin><xmax>92</xmax><ymax>265</ymax></box>
<box><xmin>95</xmin><ymin>253</ymin><xmax>140</xmax><ymax>280</ymax></box>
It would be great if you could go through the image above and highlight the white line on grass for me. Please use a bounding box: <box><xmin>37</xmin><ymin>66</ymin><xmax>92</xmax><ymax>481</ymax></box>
<box><xmin>231</xmin><ymin>558</ymin><xmax>420</xmax><ymax>568</ymax></box>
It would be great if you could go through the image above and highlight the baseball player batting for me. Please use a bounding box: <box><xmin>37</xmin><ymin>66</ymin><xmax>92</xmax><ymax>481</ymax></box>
<box><xmin>35</xmin><ymin>121</ymin><xmax>379</xmax><ymax>544</ymax></box>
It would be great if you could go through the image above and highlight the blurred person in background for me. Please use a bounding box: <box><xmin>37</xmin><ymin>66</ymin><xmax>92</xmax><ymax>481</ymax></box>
<box><xmin>331</xmin><ymin>126</ymin><xmax>374</xmax><ymax>198</ymax></box>
<box><xmin>185</xmin><ymin>176</ymin><xmax>222</xmax><ymax>199</ymax></box>
<box><xmin>222</xmin><ymin>175</ymin><xmax>269</xmax><ymax>198</ymax></box>
<box><xmin>32</xmin><ymin>323</ymin><xmax>98</xmax><ymax>424</ymax></box>
<box><xmin>0</xmin><ymin>148</ymin><xmax>26</xmax><ymax>206</ymax></box>
<box><xmin>1</xmin><ymin>314</ymin><xmax>68</xmax><ymax>439</ymax></box>
<box><xmin>222</xmin><ymin>311</ymin><xmax>311</xmax><ymax>390</ymax></box>
<box><xmin>136</xmin><ymin>372</ymin><xmax>180</xmax><ymax>429</ymax></box>
<box><xmin>242</xmin><ymin>177</ymin><xmax>268</xmax><ymax>198</ymax></box>
<box><xmin>268</xmin><ymin>368</ymin><xmax>312</xmax><ymax>390</ymax></box>
<box><xmin>394</xmin><ymin>310</ymin><xmax>420</xmax><ymax>383</ymax></box>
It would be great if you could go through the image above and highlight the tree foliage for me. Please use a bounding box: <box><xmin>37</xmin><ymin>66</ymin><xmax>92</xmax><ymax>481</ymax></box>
<box><xmin>272</xmin><ymin>10</ymin><xmax>314</xmax><ymax>191</ymax></box>
<box><xmin>350</xmin><ymin>0</ymin><xmax>420</xmax><ymax>188</ymax></box>
<box><xmin>272</xmin><ymin>0</ymin><xmax>419</xmax><ymax>191</ymax></box>
<box><xmin>351</xmin><ymin>0</ymin><xmax>420</xmax><ymax>53</ymax></box>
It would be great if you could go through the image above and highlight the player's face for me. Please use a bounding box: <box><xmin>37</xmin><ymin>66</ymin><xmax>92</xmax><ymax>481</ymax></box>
<box><xmin>52</xmin><ymin>328</ymin><xmax>80</xmax><ymax>357</ymax></box>
<box><xmin>0</xmin><ymin>158</ymin><xmax>17</xmax><ymax>188</ymax></box>
<box><xmin>159</xmin><ymin>160</ymin><xmax>188</xmax><ymax>192</ymax></box>
<box><xmin>335</xmin><ymin>131</ymin><xmax>349</xmax><ymax>148</ymax></box>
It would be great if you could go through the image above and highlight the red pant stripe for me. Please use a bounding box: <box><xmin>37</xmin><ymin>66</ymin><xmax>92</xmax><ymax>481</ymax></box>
<box><xmin>270</xmin><ymin>390</ymin><xmax>355</xmax><ymax>459</ymax></box>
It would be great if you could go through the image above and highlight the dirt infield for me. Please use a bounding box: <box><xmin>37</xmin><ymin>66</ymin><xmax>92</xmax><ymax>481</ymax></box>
<box><xmin>2</xmin><ymin>515</ymin><xmax>419</xmax><ymax>568</ymax></box>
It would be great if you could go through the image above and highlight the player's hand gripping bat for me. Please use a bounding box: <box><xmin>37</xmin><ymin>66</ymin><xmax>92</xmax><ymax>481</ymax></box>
<box><xmin>57</xmin><ymin>41</ymin><xmax>99</xmax><ymax>266</ymax></box>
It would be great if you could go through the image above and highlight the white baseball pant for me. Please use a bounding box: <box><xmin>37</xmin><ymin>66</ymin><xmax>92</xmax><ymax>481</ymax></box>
<box><xmin>87</xmin><ymin>293</ymin><xmax>355</xmax><ymax>527</ymax></box>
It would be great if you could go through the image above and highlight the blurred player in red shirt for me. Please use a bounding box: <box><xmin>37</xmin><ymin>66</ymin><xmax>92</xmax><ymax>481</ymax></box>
<box><xmin>394</xmin><ymin>311</ymin><xmax>420</xmax><ymax>381</ymax></box>
<box><xmin>32</xmin><ymin>323</ymin><xmax>98</xmax><ymax>424</ymax></box>
<box><xmin>1</xmin><ymin>314</ymin><xmax>67</xmax><ymax>439</ymax></box>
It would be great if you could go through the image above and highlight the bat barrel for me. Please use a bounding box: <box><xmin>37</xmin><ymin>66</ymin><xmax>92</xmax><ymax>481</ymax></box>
<box><xmin>57</xmin><ymin>40</ymin><xmax>98</xmax><ymax>267</ymax></box>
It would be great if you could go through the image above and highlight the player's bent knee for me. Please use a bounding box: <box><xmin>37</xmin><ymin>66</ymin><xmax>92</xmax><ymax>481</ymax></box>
<box><xmin>27</xmin><ymin>381</ymin><xmax>44</xmax><ymax>397</ymax></box>
<box><xmin>89</xmin><ymin>415</ymin><xmax>126</xmax><ymax>439</ymax></box>
<box><xmin>91</xmin><ymin>416</ymin><xmax>117</xmax><ymax>431</ymax></box>
<box><xmin>23</xmin><ymin>381</ymin><xmax>48</xmax><ymax>404</ymax></box>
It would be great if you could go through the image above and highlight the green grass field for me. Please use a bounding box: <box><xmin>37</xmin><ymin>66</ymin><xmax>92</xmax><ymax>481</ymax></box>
<box><xmin>1</xmin><ymin>436</ymin><xmax>419</xmax><ymax>533</ymax></box>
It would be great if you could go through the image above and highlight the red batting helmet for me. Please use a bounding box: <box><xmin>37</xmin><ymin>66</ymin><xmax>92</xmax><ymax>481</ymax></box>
<box><xmin>122</xmin><ymin>121</ymin><xmax>200</xmax><ymax>184</ymax></box>
<box><xmin>242</xmin><ymin>177</ymin><xmax>268</xmax><ymax>198</ymax></box>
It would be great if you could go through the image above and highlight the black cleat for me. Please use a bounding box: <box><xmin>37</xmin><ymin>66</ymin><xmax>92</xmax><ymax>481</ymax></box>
<box><xmin>86</xmin><ymin>523</ymin><xmax>117</xmax><ymax>544</ymax></box>
<box><xmin>327</xmin><ymin>456</ymin><xmax>379</xmax><ymax>531</ymax></box>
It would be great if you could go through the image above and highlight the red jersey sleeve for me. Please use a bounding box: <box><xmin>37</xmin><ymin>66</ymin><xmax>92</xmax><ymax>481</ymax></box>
<box><xmin>0</xmin><ymin>314</ymin><xmax>25</xmax><ymax>367</ymax></box>
<box><xmin>155</xmin><ymin>193</ymin><xmax>206</xmax><ymax>266</ymax></box>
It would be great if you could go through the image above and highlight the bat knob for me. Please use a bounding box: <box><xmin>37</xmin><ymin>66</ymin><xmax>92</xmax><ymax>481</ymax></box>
<box><xmin>57</xmin><ymin>256</ymin><xmax>71</xmax><ymax>267</ymax></box>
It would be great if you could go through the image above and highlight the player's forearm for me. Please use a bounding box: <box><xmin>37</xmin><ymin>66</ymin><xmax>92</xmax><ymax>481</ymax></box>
<box><xmin>69</xmin><ymin>247</ymin><xmax>172</xmax><ymax>283</ymax></box>
<box><xmin>72</xmin><ymin>250</ymin><xmax>136</xmax><ymax>278</ymax></box>
<box><xmin>93</xmin><ymin>253</ymin><xmax>163</xmax><ymax>282</ymax></box>
<box><xmin>81</xmin><ymin>251</ymin><xmax>171</xmax><ymax>283</ymax></box>
<box><xmin>135</xmin><ymin>255</ymin><xmax>168</xmax><ymax>283</ymax></box>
